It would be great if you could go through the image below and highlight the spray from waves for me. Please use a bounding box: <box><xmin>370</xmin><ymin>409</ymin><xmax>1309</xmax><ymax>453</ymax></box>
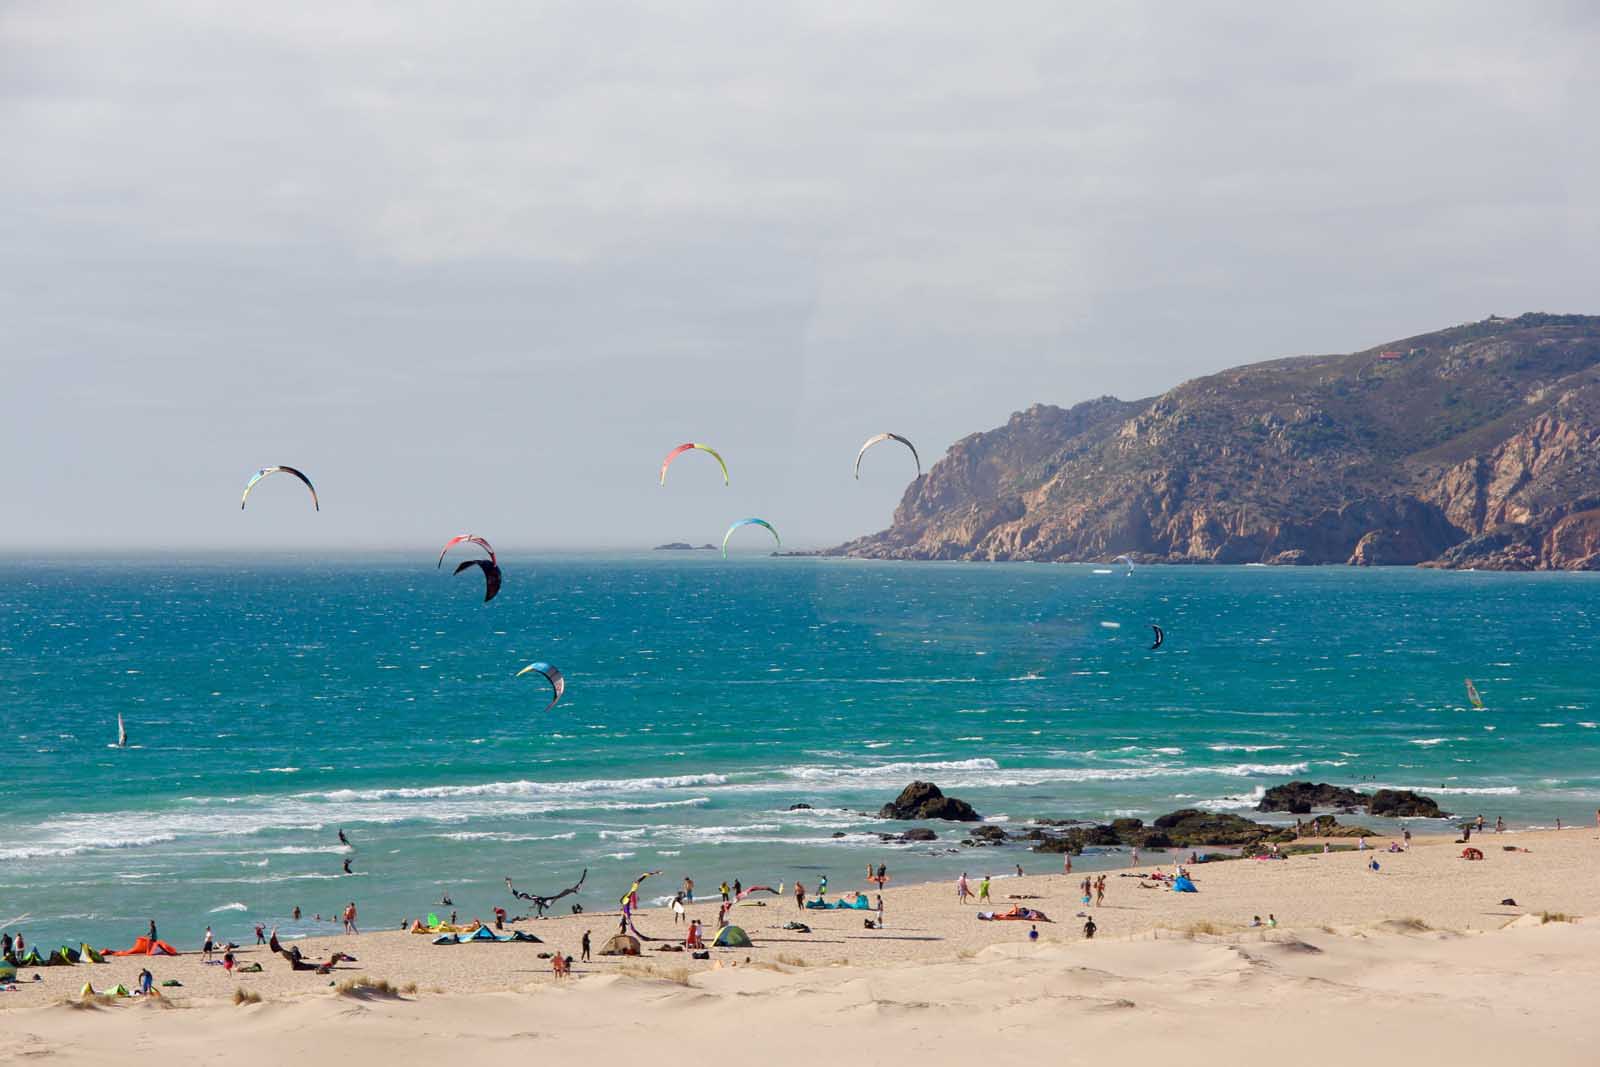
<box><xmin>0</xmin><ymin>834</ymin><xmax>178</xmax><ymax>862</ymax></box>
<box><xmin>1207</xmin><ymin>744</ymin><xmax>1285</xmax><ymax>753</ymax></box>
<box><xmin>1193</xmin><ymin>786</ymin><xmax>1267</xmax><ymax>810</ymax></box>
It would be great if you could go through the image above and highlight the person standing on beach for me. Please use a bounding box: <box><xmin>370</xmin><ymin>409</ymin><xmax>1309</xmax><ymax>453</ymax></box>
<box><xmin>344</xmin><ymin>902</ymin><xmax>359</xmax><ymax>934</ymax></box>
<box><xmin>148</xmin><ymin>919</ymin><xmax>158</xmax><ymax>943</ymax></box>
<box><xmin>1083</xmin><ymin>916</ymin><xmax>1097</xmax><ymax>940</ymax></box>
<box><xmin>957</xmin><ymin>873</ymin><xmax>970</xmax><ymax>904</ymax></box>
<box><xmin>1130</xmin><ymin>847</ymin><xmax>1140</xmax><ymax>868</ymax></box>
<box><xmin>683</xmin><ymin>876</ymin><xmax>694</xmax><ymax>903</ymax></box>
<box><xmin>254</xmin><ymin>923</ymin><xmax>265</xmax><ymax>945</ymax></box>
<box><xmin>876</xmin><ymin>894</ymin><xmax>884</xmax><ymax>928</ymax></box>
<box><xmin>978</xmin><ymin>875</ymin><xmax>991</xmax><ymax>903</ymax></box>
<box><xmin>1497</xmin><ymin>816</ymin><xmax>1505</xmax><ymax>833</ymax></box>
<box><xmin>581</xmin><ymin>930</ymin><xmax>591</xmax><ymax>962</ymax></box>
<box><xmin>720</xmin><ymin>881</ymin><xmax>730</xmax><ymax>904</ymax></box>
<box><xmin>818</xmin><ymin>874</ymin><xmax>828</xmax><ymax>899</ymax></box>
<box><xmin>795</xmin><ymin>883</ymin><xmax>806</xmax><ymax>910</ymax></box>
<box><xmin>1063</xmin><ymin>852</ymin><xmax>1072</xmax><ymax>875</ymax></box>
<box><xmin>733</xmin><ymin>879</ymin><xmax>742</xmax><ymax>898</ymax></box>
<box><xmin>1095</xmin><ymin>876</ymin><xmax>1105</xmax><ymax>907</ymax></box>
<box><xmin>202</xmin><ymin>926</ymin><xmax>214</xmax><ymax>961</ymax></box>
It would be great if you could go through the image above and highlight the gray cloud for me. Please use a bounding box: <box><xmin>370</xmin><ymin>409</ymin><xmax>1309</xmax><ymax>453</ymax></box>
<box><xmin>3</xmin><ymin>1</ymin><xmax>1596</xmax><ymax>548</ymax></box>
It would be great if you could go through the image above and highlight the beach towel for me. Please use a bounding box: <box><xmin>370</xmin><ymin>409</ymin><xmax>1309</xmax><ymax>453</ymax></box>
<box><xmin>1172</xmin><ymin>876</ymin><xmax>1197</xmax><ymax>893</ymax></box>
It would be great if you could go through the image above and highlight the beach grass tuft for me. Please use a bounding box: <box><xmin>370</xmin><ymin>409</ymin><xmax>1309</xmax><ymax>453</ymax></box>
<box><xmin>335</xmin><ymin>976</ymin><xmax>404</xmax><ymax>998</ymax></box>
<box><xmin>1540</xmin><ymin>911</ymin><xmax>1575</xmax><ymax>924</ymax></box>
<box><xmin>232</xmin><ymin>988</ymin><xmax>262</xmax><ymax>1006</ymax></box>
<box><xmin>775</xmin><ymin>953</ymin><xmax>808</xmax><ymax>967</ymax></box>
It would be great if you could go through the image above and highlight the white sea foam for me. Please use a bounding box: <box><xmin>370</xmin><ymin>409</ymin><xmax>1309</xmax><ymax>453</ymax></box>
<box><xmin>1408</xmin><ymin>738</ymin><xmax>1448</xmax><ymax>746</ymax></box>
<box><xmin>1206</xmin><ymin>744</ymin><xmax>1284</xmax><ymax>753</ymax></box>
<box><xmin>1194</xmin><ymin>786</ymin><xmax>1266</xmax><ymax>810</ymax></box>
<box><xmin>209</xmin><ymin>902</ymin><xmax>248</xmax><ymax>912</ymax></box>
<box><xmin>308</xmin><ymin>773</ymin><xmax>728</xmax><ymax>802</ymax></box>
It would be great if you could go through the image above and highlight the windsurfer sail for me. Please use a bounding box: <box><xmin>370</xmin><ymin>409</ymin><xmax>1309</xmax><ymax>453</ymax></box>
<box><xmin>116</xmin><ymin>713</ymin><xmax>127</xmax><ymax>748</ymax></box>
<box><xmin>1465</xmin><ymin>678</ymin><xmax>1484</xmax><ymax>709</ymax></box>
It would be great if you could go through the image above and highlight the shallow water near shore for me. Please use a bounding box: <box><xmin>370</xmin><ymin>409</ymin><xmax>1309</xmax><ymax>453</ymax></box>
<box><xmin>3</xmin><ymin>555</ymin><xmax>1597</xmax><ymax>948</ymax></box>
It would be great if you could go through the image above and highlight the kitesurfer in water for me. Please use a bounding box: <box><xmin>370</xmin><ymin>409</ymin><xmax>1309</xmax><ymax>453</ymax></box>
<box><xmin>343</xmin><ymin>857</ymin><xmax>353</xmax><ymax>875</ymax></box>
<box><xmin>338</xmin><ymin>829</ymin><xmax>350</xmax><ymax>847</ymax></box>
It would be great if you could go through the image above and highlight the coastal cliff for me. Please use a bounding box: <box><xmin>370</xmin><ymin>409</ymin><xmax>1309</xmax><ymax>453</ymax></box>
<box><xmin>831</xmin><ymin>313</ymin><xmax>1600</xmax><ymax>570</ymax></box>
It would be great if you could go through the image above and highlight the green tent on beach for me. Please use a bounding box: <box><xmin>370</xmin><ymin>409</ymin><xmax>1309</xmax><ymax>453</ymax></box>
<box><xmin>712</xmin><ymin>925</ymin><xmax>752</xmax><ymax>948</ymax></box>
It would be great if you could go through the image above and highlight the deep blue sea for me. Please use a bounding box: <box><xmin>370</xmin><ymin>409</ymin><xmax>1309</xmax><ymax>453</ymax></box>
<box><xmin>3</xmin><ymin>556</ymin><xmax>1597</xmax><ymax>950</ymax></box>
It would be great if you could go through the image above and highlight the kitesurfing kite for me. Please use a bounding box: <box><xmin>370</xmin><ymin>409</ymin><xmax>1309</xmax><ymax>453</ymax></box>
<box><xmin>1114</xmin><ymin>554</ymin><xmax>1135</xmax><ymax>576</ymax></box>
<box><xmin>735</xmin><ymin>885</ymin><xmax>780</xmax><ymax>902</ymax></box>
<box><xmin>453</xmin><ymin>559</ymin><xmax>502</xmax><ymax>603</ymax></box>
<box><xmin>659</xmin><ymin>443</ymin><xmax>729</xmax><ymax>486</ymax></box>
<box><xmin>437</xmin><ymin>535</ymin><xmax>496</xmax><ymax>568</ymax></box>
<box><xmin>1465</xmin><ymin>678</ymin><xmax>1484</xmax><ymax>709</ymax></box>
<box><xmin>722</xmin><ymin>517</ymin><xmax>780</xmax><ymax>558</ymax></box>
<box><xmin>506</xmin><ymin>869</ymin><xmax>586</xmax><ymax>918</ymax></box>
<box><xmin>240</xmin><ymin>466</ymin><xmax>319</xmax><ymax>511</ymax></box>
<box><xmin>619</xmin><ymin>870</ymin><xmax>663</xmax><ymax>908</ymax></box>
<box><xmin>1150</xmin><ymin>625</ymin><xmax>1164</xmax><ymax>651</ymax></box>
<box><xmin>516</xmin><ymin>661</ymin><xmax>565</xmax><ymax>711</ymax></box>
<box><xmin>854</xmin><ymin>433</ymin><xmax>921</xmax><ymax>480</ymax></box>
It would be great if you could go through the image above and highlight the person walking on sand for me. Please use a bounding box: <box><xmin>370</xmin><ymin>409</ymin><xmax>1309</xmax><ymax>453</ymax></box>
<box><xmin>672</xmin><ymin>893</ymin><xmax>686</xmax><ymax>924</ymax></box>
<box><xmin>581</xmin><ymin>929</ymin><xmax>591</xmax><ymax>962</ymax></box>
<box><xmin>1028</xmin><ymin>924</ymin><xmax>1039</xmax><ymax>942</ymax></box>
<box><xmin>978</xmin><ymin>875</ymin><xmax>991</xmax><ymax>903</ymax></box>
<box><xmin>1083</xmin><ymin>916</ymin><xmax>1097</xmax><ymax>940</ymax></box>
<box><xmin>1095</xmin><ymin>875</ymin><xmax>1105</xmax><ymax>908</ymax></box>
<box><xmin>794</xmin><ymin>883</ymin><xmax>806</xmax><ymax>910</ymax></box>
<box><xmin>957</xmin><ymin>873</ymin><xmax>971</xmax><ymax>904</ymax></box>
<box><xmin>344</xmin><ymin>901</ymin><xmax>359</xmax><ymax>935</ymax></box>
<box><xmin>1130</xmin><ymin>847</ymin><xmax>1140</xmax><ymax>868</ymax></box>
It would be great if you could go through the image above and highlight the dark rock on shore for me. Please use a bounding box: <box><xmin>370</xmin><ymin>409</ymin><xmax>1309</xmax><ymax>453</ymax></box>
<box><xmin>962</xmin><ymin>825</ymin><xmax>1009</xmax><ymax>846</ymax></box>
<box><xmin>653</xmin><ymin>542</ymin><xmax>717</xmax><ymax>550</ymax></box>
<box><xmin>1369</xmin><ymin>789</ymin><xmax>1445</xmax><ymax>818</ymax></box>
<box><xmin>879</xmin><ymin>781</ymin><xmax>981</xmax><ymax>822</ymax></box>
<box><xmin>1257</xmin><ymin>781</ymin><xmax>1370</xmax><ymax>814</ymax></box>
<box><xmin>1150</xmin><ymin>810</ymin><xmax>1270</xmax><ymax>846</ymax></box>
<box><xmin>786</xmin><ymin>803</ymin><xmax>813</xmax><ymax>810</ymax></box>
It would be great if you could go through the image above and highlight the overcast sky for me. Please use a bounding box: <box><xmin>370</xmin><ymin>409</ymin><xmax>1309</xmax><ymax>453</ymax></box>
<box><xmin>3</xmin><ymin>2</ymin><xmax>1596</xmax><ymax>551</ymax></box>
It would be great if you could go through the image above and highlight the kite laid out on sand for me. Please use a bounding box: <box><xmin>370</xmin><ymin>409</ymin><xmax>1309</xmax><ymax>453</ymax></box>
<box><xmin>659</xmin><ymin>442</ymin><xmax>729</xmax><ymax>486</ymax></box>
<box><xmin>854</xmin><ymin>432</ymin><xmax>921</xmax><ymax>479</ymax></box>
<box><xmin>239</xmin><ymin>466</ymin><xmax>319</xmax><ymax>510</ymax></box>
<box><xmin>516</xmin><ymin>661</ymin><xmax>565</xmax><ymax>711</ymax></box>
<box><xmin>722</xmin><ymin>517</ymin><xmax>780</xmax><ymax>558</ymax></box>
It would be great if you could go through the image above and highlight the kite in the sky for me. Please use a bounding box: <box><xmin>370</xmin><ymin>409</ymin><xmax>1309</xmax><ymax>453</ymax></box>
<box><xmin>454</xmin><ymin>559</ymin><xmax>502</xmax><ymax>603</ymax></box>
<box><xmin>437</xmin><ymin>535</ymin><xmax>496</xmax><ymax>568</ymax></box>
<box><xmin>506</xmin><ymin>869</ymin><xmax>586</xmax><ymax>917</ymax></box>
<box><xmin>722</xmin><ymin>517</ymin><xmax>780</xmax><ymax>558</ymax></box>
<box><xmin>240</xmin><ymin>466</ymin><xmax>319</xmax><ymax>511</ymax></box>
<box><xmin>1150</xmin><ymin>625</ymin><xmax>1164</xmax><ymax>651</ymax></box>
<box><xmin>659</xmin><ymin>443</ymin><xmax>729</xmax><ymax>486</ymax></box>
<box><xmin>854</xmin><ymin>433</ymin><xmax>921</xmax><ymax>479</ymax></box>
<box><xmin>516</xmin><ymin>661</ymin><xmax>565</xmax><ymax>711</ymax></box>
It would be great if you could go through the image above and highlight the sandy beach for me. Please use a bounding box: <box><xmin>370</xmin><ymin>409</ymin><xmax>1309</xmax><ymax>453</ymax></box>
<box><xmin>4</xmin><ymin>828</ymin><xmax>1595</xmax><ymax>1063</ymax></box>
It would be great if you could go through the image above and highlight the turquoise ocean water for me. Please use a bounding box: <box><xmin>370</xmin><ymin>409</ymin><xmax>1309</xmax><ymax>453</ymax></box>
<box><xmin>2</xmin><ymin>556</ymin><xmax>1596</xmax><ymax>949</ymax></box>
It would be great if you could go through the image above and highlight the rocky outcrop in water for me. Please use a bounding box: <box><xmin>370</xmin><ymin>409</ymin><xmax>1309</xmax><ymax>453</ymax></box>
<box><xmin>1257</xmin><ymin>781</ymin><xmax>1372</xmax><ymax>815</ymax></box>
<box><xmin>879</xmin><ymin>781</ymin><xmax>981</xmax><ymax>822</ymax></box>
<box><xmin>828</xmin><ymin>314</ymin><xmax>1600</xmax><ymax>570</ymax></box>
<box><xmin>1368</xmin><ymin>789</ymin><xmax>1445</xmax><ymax>818</ymax></box>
